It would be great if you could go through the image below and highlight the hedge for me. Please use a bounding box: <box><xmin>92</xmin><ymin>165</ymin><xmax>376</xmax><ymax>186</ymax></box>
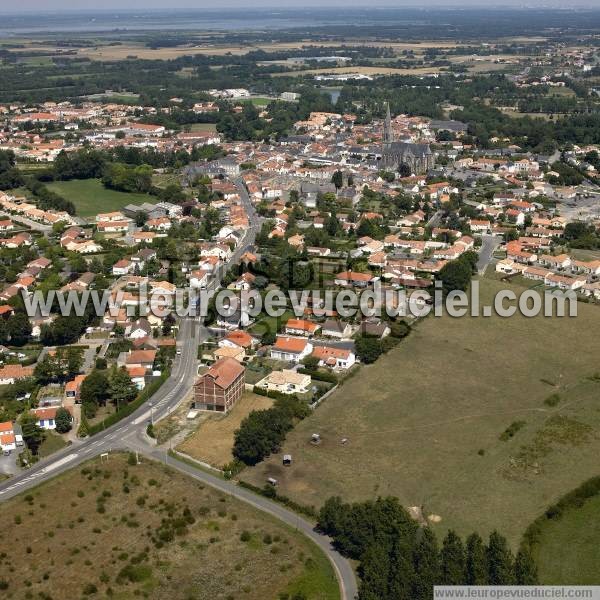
<box><xmin>87</xmin><ymin>369</ymin><xmax>171</xmax><ymax>436</ymax></box>
<box><xmin>297</xmin><ymin>368</ymin><xmax>338</xmax><ymax>384</ymax></box>
<box><xmin>238</xmin><ymin>480</ymin><xmax>317</xmax><ymax>518</ymax></box>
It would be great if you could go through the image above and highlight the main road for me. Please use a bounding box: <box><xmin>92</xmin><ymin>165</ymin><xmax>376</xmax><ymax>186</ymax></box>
<box><xmin>0</xmin><ymin>178</ymin><xmax>358</xmax><ymax>600</ymax></box>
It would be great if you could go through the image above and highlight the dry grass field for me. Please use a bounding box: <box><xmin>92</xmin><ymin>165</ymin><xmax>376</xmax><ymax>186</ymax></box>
<box><xmin>0</xmin><ymin>453</ymin><xmax>339</xmax><ymax>599</ymax></box>
<box><xmin>178</xmin><ymin>393</ymin><xmax>273</xmax><ymax>467</ymax></box>
<box><xmin>241</xmin><ymin>278</ymin><xmax>600</xmax><ymax>546</ymax></box>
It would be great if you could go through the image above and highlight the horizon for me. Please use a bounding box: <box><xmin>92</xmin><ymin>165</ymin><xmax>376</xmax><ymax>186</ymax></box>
<box><xmin>3</xmin><ymin>2</ymin><xmax>600</xmax><ymax>14</ymax></box>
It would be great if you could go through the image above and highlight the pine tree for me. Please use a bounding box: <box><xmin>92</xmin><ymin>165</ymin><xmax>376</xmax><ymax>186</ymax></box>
<box><xmin>387</xmin><ymin>534</ymin><xmax>415</xmax><ymax>600</ymax></box>
<box><xmin>358</xmin><ymin>543</ymin><xmax>391</xmax><ymax>600</ymax></box>
<box><xmin>515</xmin><ymin>547</ymin><xmax>538</xmax><ymax>585</ymax></box>
<box><xmin>439</xmin><ymin>531</ymin><xmax>467</xmax><ymax>585</ymax></box>
<box><xmin>466</xmin><ymin>533</ymin><xmax>488</xmax><ymax>585</ymax></box>
<box><xmin>412</xmin><ymin>527</ymin><xmax>439</xmax><ymax>600</ymax></box>
<box><xmin>487</xmin><ymin>531</ymin><xmax>515</xmax><ymax>585</ymax></box>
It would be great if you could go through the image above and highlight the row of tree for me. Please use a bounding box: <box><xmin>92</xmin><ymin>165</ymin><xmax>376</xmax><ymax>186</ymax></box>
<box><xmin>318</xmin><ymin>496</ymin><xmax>538</xmax><ymax>600</ymax></box>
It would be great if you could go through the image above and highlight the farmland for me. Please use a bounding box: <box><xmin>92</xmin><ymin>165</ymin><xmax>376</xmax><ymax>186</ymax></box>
<box><xmin>241</xmin><ymin>278</ymin><xmax>600</xmax><ymax>546</ymax></box>
<box><xmin>46</xmin><ymin>179</ymin><xmax>151</xmax><ymax>219</ymax></box>
<box><xmin>0</xmin><ymin>453</ymin><xmax>339</xmax><ymax>600</ymax></box>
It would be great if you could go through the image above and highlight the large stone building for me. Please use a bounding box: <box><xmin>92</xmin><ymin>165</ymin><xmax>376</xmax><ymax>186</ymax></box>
<box><xmin>381</xmin><ymin>103</ymin><xmax>434</xmax><ymax>175</ymax></box>
<box><xmin>193</xmin><ymin>357</ymin><xmax>245</xmax><ymax>412</ymax></box>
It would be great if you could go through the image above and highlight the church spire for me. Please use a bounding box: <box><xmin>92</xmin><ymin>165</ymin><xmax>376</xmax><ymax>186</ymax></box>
<box><xmin>383</xmin><ymin>102</ymin><xmax>393</xmax><ymax>146</ymax></box>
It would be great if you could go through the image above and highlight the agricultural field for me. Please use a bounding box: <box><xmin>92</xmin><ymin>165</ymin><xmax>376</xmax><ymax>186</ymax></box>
<box><xmin>178</xmin><ymin>392</ymin><xmax>274</xmax><ymax>468</ymax></box>
<box><xmin>241</xmin><ymin>278</ymin><xmax>600</xmax><ymax>546</ymax></box>
<box><xmin>46</xmin><ymin>179</ymin><xmax>151</xmax><ymax>219</ymax></box>
<box><xmin>531</xmin><ymin>493</ymin><xmax>600</xmax><ymax>584</ymax></box>
<box><xmin>0</xmin><ymin>453</ymin><xmax>339</xmax><ymax>600</ymax></box>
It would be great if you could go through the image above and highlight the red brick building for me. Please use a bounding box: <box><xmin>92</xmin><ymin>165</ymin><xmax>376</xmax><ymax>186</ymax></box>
<box><xmin>193</xmin><ymin>358</ymin><xmax>245</xmax><ymax>413</ymax></box>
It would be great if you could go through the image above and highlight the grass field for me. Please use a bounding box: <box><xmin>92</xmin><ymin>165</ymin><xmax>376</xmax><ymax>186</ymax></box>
<box><xmin>532</xmin><ymin>494</ymin><xmax>600</xmax><ymax>584</ymax></box>
<box><xmin>178</xmin><ymin>392</ymin><xmax>274</xmax><ymax>467</ymax></box>
<box><xmin>0</xmin><ymin>453</ymin><xmax>339</xmax><ymax>599</ymax></box>
<box><xmin>241</xmin><ymin>277</ymin><xmax>600</xmax><ymax>546</ymax></box>
<box><xmin>46</xmin><ymin>179</ymin><xmax>152</xmax><ymax>219</ymax></box>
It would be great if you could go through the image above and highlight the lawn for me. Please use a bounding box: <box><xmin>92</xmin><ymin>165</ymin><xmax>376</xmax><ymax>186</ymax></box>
<box><xmin>532</xmin><ymin>493</ymin><xmax>600</xmax><ymax>584</ymax></box>
<box><xmin>178</xmin><ymin>392</ymin><xmax>274</xmax><ymax>467</ymax></box>
<box><xmin>0</xmin><ymin>453</ymin><xmax>339</xmax><ymax>600</ymax></box>
<box><xmin>46</xmin><ymin>179</ymin><xmax>152</xmax><ymax>219</ymax></box>
<box><xmin>38</xmin><ymin>431</ymin><xmax>69</xmax><ymax>458</ymax></box>
<box><xmin>241</xmin><ymin>277</ymin><xmax>600</xmax><ymax>546</ymax></box>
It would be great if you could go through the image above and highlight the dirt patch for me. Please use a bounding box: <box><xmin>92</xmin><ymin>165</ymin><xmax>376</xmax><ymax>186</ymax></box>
<box><xmin>178</xmin><ymin>392</ymin><xmax>273</xmax><ymax>467</ymax></box>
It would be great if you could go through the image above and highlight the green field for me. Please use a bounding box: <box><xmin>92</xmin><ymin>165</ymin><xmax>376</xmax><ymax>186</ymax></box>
<box><xmin>0</xmin><ymin>453</ymin><xmax>339</xmax><ymax>599</ymax></box>
<box><xmin>532</xmin><ymin>493</ymin><xmax>600</xmax><ymax>584</ymax></box>
<box><xmin>242</xmin><ymin>277</ymin><xmax>600</xmax><ymax>546</ymax></box>
<box><xmin>46</xmin><ymin>179</ymin><xmax>152</xmax><ymax>219</ymax></box>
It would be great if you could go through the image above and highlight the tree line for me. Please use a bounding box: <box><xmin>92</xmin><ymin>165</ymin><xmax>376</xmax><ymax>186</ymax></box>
<box><xmin>318</xmin><ymin>496</ymin><xmax>538</xmax><ymax>600</ymax></box>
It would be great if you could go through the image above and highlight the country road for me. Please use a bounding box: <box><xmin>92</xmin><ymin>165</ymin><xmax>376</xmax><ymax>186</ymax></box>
<box><xmin>0</xmin><ymin>177</ymin><xmax>359</xmax><ymax>600</ymax></box>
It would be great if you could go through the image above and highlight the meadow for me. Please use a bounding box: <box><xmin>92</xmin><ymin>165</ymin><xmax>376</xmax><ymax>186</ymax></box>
<box><xmin>46</xmin><ymin>179</ymin><xmax>151</xmax><ymax>219</ymax></box>
<box><xmin>241</xmin><ymin>278</ymin><xmax>600</xmax><ymax>546</ymax></box>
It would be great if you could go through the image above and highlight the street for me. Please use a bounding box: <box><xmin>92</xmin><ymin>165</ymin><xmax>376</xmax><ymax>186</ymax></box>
<box><xmin>0</xmin><ymin>177</ymin><xmax>358</xmax><ymax>600</ymax></box>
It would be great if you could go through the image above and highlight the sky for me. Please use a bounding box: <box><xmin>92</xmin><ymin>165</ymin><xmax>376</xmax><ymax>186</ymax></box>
<box><xmin>3</xmin><ymin>0</ymin><xmax>600</xmax><ymax>11</ymax></box>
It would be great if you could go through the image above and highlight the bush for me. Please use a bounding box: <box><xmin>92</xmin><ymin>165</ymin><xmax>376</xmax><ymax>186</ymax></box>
<box><xmin>240</xmin><ymin>531</ymin><xmax>251</xmax><ymax>542</ymax></box>
<box><xmin>499</xmin><ymin>420</ymin><xmax>526</xmax><ymax>441</ymax></box>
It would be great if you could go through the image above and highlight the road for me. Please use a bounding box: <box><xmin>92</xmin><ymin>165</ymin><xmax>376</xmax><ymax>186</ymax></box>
<box><xmin>0</xmin><ymin>178</ymin><xmax>358</xmax><ymax>600</ymax></box>
<box><xmin>477</xmin><ymin>234</ymin><xmax>502</xmax><ymax>275</ymax></box>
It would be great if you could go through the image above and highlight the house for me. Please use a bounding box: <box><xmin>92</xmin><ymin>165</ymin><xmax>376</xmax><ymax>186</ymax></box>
<box><xmin>190</xmin><ymin>269</ymin><xmax>211</xmax><ymax>289</ymax></box>
<box><xmin>270</xmin><ymin>336</ymin><xmax>313</xmax><ymax>363</ymax></box>
<box><xmin>64</xmin><ymin>374</ymin><xmax>86</xmax><ymax>403</ymax></box>
<box><xmin>256</xmin><ymin>370</ymin><xmax>311</xmax><ymax>395</ymax></box>
<box><xmin>321</xmin><ymin>319</ymin><xmax>352</xmax><ymax>339</ymax></box>
<box><xmin>0</xmin><ymin>364</ymin><xmax>34</xmax><ymax>385</ymax></box>
<box><xmin>538</xmin><ymin>254</ymin><xmax>572</xmax><ymax>270</ymax></box>
<box><xmin>193</xmin><ymin>357</ymin><xmax>245</xmax><ymax>413</ymax></box>
<box><xmin>126</xmin><ymin>366</ymin><xmax>147</xmax><ymax>390</ymax></box>
<box><xmin>334</xmin><ymin>271</ymin><xmax>374</xmax><ymax>288</ymax></box>
<box><xmin>124</xmin><ymin>350</ymin><xmax>156</xmax><ymax>371</ymax></box>
<box><xmin>311</xmin><ymin>346</ymin><xmax>356</xmax><ymax>370</ymax></box>
<box><xmin>31</xmin><ymin>406</ymin><xmax>72</xmax><ymax>431</ymax></box>
<box><xmin>218</xmin><ymin>330</ymin><xmax>257</xmax><ymax>350</ymax></box>
<box><xmin>284</xmin><ymin>319</ymin><xmax>320</xmax><ymax>337</ymax></box>
<box><xmin>125</xmin><ymin>318</ymin><xmax>153</xmax><ymax>339</ymax></box>
<box><xmin>213</xmin><ymin>345</ymin><xmax>246</xmax><ymax>363</ymax></box>
<box><xmin>358</xmin><ymin>320</ymin><xmax>391</xmax><ymax>339</ymax></box>
<box><xmin>113</xmin><ymin>259</ymin><xmax>133</xmax><ymax>276</ymax></box>
<box><xmin>0</xmin><ymin>421</ymin><xmax>18</xmax><ymax>452</ymax></box>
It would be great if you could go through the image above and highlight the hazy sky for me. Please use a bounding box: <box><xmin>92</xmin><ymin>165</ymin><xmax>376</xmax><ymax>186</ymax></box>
<box><xmin>3</xmin><ymin>0</ymin><xmax>599</xmax><ymax>11</ymax></box>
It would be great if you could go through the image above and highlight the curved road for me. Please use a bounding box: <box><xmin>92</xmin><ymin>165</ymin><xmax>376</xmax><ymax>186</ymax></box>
<box><xmin>0</xmin><ymin>179</ymin><xmax>358</xmax><ymax>600</ymax></box>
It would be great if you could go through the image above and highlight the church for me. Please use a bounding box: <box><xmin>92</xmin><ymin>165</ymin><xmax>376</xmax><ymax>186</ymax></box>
<box><xmin>380</xmin><ymin>103</ymin><xmax>435</xmax><ymax>175</ymax></box>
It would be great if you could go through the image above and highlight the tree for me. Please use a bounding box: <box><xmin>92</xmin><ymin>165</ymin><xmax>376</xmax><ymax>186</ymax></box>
<box><xmin>7</xmin><ymin>313</ymin><xmax>32</xmax><ymax>346</ymax></box>
<box><xmin>439</xmin><ymin>530</ymin><xmax>466</xmax><ymax>585</ymax></box>
<box><xmin>20</xmin><ymin>413</ymin><xmax>45</xmax><ymax>455</ymax></box>
<box><xmin>358</xmin><ymin>544</ymin><xmax>390</xmax><ymax>600</ymax></box>
<box><xmin>387</xmin><ymin>534</ymin><xmax>414</xmax><ymax>600</ymax></box>
<box><xmin>514</xmin><ymin>548</ymin><xmax>538</xmax><ymax>585</ymax></box>
<box><xmin>438</xmin><ymin>259</ymin><xmax>472</xmax><ymax>295</ymax></box>
<box><xmin>331</xmin><ymin>170</ymin><xmax>344</xmax><ymax>190</ymax></box>
<box><xmin>412</xmin><ymin>528</ymin><xmax>439</xmax><ymax>600</ymax></box>
<box><xmin>109</xmin><ymin>368</ymin><xmax>138</xmax><ymax>409</ymax></box>
<box><xmin>80</xmin><ymin>369</ymin><xmax>110</xmax><ymax>417</ymax></box>
<box><xmin>54</xmin><ymin>407</ymin><xmax>72</xmax><ymax>434</ymax></box>
<box><xmin>355</xmin><ymin>336</ymin><xmax>383</xmax><ymax>364</ymax></box>
<box><xmin>465</xmin><ymin>533</ymin><xmax>488</xmax><ymax>585</ymax></box>
<box><xmin>487</xmin><ymin>531</ymin><xmax>515</xmax><ymax>585</ymax></box>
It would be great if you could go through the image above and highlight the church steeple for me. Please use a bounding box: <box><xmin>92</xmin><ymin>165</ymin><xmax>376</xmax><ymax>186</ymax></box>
<box><xmin>383</xmin><ymin>102</ymin><xmax>393</xmax><ymax>147</ymax></box>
